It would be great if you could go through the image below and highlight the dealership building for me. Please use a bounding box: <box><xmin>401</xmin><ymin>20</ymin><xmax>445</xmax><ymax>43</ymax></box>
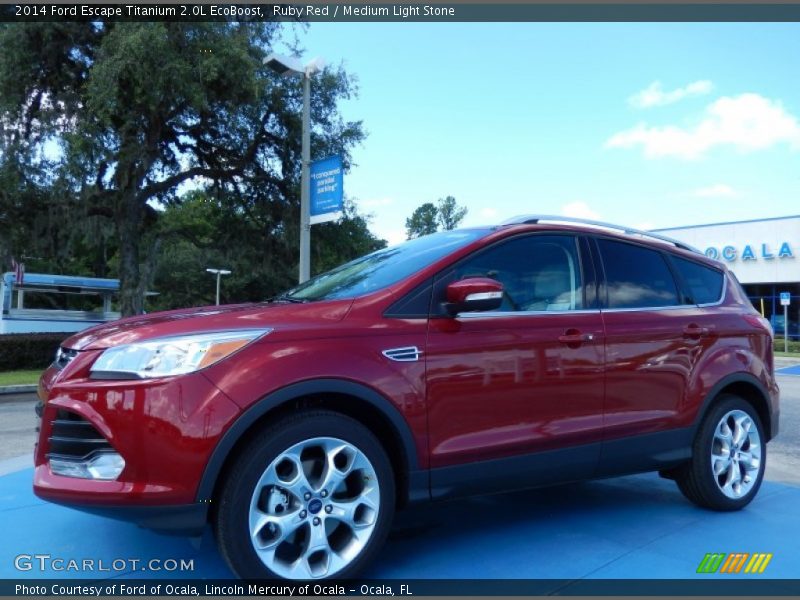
<box><xmin>653</xmin><ymin>215</ymin><xmax>799</xmax><ymax>339</ymax></box>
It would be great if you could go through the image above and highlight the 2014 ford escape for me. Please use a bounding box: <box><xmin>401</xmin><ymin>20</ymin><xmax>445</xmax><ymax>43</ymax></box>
<box><xmin>34</xmin><ymin>215</ymin><xmax>779</xmax><ymax>580</ymax></box>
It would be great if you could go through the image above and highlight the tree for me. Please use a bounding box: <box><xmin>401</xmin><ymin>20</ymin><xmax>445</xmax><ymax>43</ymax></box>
<box><xmin>0</xmin><ymin>22</ymin><xmax>365</xmax><ymax>315</ymax></box>
<box><xmin>436</xmin><ymin>195</ymin><xmax>468</xmax><ymax>231</ymax></box>
<box><xmin>312</xmin><ymin>200</ymin><xmax>387</xmax><ymax>274</ymax></box>
<box><xmin>150</xmin><ymin>193</ymin><xmax>386</xmax><ymax>310</ymax></box>
<box><xmin>405</xmin><ymin>196</ymin><xmax>468</xmax><ymax>239</ymax></box>
<box><xmin>405</xmin><ymin>202</ymin><xmax>438</xmax><ymax>239</ymax></box>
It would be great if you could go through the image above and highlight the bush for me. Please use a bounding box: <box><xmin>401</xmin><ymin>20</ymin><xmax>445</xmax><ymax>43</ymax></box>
<box><xmin>0</xmin><ymin>333</ymin><xmax>68</xmax><ymax>371</ymax></box>
<box><xmin>774</xmin><ymin>338</ymin><xmax>800</xmax><ymax>354</ymax></box>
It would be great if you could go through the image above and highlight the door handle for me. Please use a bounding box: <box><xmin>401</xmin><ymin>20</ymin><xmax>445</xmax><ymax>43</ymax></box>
<box><xmin>683</xmin><ymin>324</ymin><xmax>710</xmax><ymax>339</ymax></box>
<box><xmin>558</xmin><ymin>329</ymin><xmax>594</xmax><ymax>346</ymax></box>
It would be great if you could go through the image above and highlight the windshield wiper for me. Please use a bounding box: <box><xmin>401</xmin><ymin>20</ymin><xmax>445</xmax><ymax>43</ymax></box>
<box><xmin>271</xmin><ymin>294</ymin><xmax>310</xmax><ymax>304</ymax></box>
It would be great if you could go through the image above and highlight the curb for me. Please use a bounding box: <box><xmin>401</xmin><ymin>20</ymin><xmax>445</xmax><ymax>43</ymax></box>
<box><xmin>775</xmin><ymin>357</ymin><xmax>800</xmax><ymax>368</ymax></box>
<box><xmin>0</xmin><ymin>384</ymin><xmax>37</xmax><ymax>396</ymax></box>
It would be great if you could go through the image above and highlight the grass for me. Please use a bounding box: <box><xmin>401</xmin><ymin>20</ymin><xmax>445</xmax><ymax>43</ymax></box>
<box><xmin>0</xmin><ymin>369</ymin><xmax>42</xmax><ymax>386</ymax></box>
<box><xmin>775</xmin><ymin>351</ymin><xmax>800</xmax><ymax>358</ymax></box>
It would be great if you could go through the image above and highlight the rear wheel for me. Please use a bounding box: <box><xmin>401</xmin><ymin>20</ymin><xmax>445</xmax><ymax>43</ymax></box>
<box><xmin>215</xmin><ymin>411</ymin><xmax>395</xmax><ymax>580</ymax></box>
<box><xmin>676</xmin><ymin>395</ymin><xmax>765</xmax><ymax>510</ymax></box>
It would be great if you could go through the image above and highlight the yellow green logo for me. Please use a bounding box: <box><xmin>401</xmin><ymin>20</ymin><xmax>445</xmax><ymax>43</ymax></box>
<box><xmin>697</xmin><ymin>553</ymin><xmax>772</xmax><ymax>574</ymax></box>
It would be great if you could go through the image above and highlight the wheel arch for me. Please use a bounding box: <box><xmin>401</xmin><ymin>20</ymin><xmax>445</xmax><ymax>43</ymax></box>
<box><xmin>196</xmin><ymin>379</ymin><xmax>425</xmax><ymax>510</ymax></box>
<box><xmin>692</xmin><ymin>373</ymin><xmax>773</xmax><ymax>441</ymax></box>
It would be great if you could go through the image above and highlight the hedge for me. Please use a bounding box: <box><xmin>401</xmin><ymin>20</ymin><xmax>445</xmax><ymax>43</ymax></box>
<box><xmin>774</xmin><ymin>338</ymin><xmax>800</xmax><ymax>354</ymax></box>
<box><xmin>0</xmin><ymin>333</ymin><xmax>68</xmax><ymax>371</ymax></box>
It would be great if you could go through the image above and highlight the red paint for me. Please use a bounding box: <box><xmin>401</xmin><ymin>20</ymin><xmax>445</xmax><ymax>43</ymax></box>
<box><xmin>426</xmin><ymin>311</ymin><xmax>605</xmax><ymax>466</ymax></box>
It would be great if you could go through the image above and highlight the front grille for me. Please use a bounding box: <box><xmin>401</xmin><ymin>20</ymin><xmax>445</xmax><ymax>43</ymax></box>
<box><xmin>47</xmin><ymin>409</ymin><xmax>112</xmax><ymax>461</ymax></box>
<box><xmin>53</xmin><ymin>347</ymin><xmax>78</xmax><ymax>370</ymax></box>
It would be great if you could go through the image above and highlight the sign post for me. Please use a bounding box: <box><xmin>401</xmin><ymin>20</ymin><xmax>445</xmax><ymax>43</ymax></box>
<box><xmin>780</xmin><ymin>292</ymin><xmax>791</xmax><ymax>353</ymax></box>
<box><xmin>309</xmin><ymin>156</ymin><xmax>344</xmax><ymax>225</ymax></box>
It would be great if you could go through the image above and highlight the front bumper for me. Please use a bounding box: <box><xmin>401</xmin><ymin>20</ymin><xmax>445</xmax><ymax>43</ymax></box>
<box><xmin>38</xmin><ymin>496</ymin><xmax>209</xmax><ymax>536</ymax></box>
<box><xmin>33</xmin><ymin>366</ymin><xmax>241</xmax><ymax>533</ymax></box>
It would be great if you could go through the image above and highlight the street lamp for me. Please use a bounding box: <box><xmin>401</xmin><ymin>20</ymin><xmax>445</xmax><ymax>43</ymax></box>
<box><xmin>205</xmin><ymin>268</ymin><xmax>231</xmax><ymax>306</ymax></box>
<box><xmin>264</xmin><ymin>53</ymin><xmax>324</xmax><ymax>284</ymax></box>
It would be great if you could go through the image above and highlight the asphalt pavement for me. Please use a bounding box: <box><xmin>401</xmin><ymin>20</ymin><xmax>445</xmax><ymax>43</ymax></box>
<box><xmin>0</xmin><ymin>395</ymin><xmax>36</xmax><ymax>466</ymax></box>
<box><xmin>767</xmin><ymin>371</ymin><xmax>800</xmax><ymax>484</ymax></box>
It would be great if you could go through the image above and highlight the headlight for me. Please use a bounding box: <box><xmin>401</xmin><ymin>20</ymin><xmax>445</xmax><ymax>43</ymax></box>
<box><xmin>90</xmin><ymin>329</ymin><xmax>271</xmax><ymax>379</ymax></box>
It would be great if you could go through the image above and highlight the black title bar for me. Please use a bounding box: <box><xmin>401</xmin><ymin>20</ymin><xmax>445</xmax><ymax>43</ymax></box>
<box><xmin>5</xmin><ymin>578</ymin><xmax>800</xmax><ymax>596</ymax></box>
<box><xmin>6</xmin><ymin>3</ymin><xmax>800</xmax><ymax>22</ymax></box>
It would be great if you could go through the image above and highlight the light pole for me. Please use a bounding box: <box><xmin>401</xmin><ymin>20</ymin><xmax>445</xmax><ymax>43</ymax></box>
<box><xmin>264</xmin><ymin>53</ymin><xmax>324</xmax><ymax>284</ymax></box>
<box><xmin>205</xmin><ymin>268</ymin><xmax>231</xmax><ymax>306</ymax></box>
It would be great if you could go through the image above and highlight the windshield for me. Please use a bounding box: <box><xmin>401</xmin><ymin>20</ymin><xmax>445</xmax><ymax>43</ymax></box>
<box><xmin>280</xmin><ymin>229</ymin><xmax>491</xmax><ymax>302</ymax></box>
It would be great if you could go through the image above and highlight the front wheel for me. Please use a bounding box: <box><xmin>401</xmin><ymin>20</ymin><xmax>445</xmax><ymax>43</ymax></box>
<box><xmin>214</xmin><ymin>410</ymin><xmax>395</xmax><ymax>580</ymax></box>
<box><xmin>675</xmin><ymin>394</ymin><xmax>766</xmax><ymax>511</ymax></box>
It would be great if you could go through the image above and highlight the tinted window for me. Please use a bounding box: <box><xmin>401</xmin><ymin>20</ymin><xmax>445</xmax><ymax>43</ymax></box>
<box><xmin>597</xmin><ymin>239</ymin><xmax>679</xmax><ymax>309</ymax></box>
<box><xmin>672</xmin><ymin>256</ymin><xmax>724</xmax><ymax>305</ymax></box>
<box><xmin>282</xmin><ymin>229</ymin><xmax>490</xmax><ymax>302</ymax></box>
<box><xmin>453</xmin><ymin>235</ymin><xmax>583</xmax><ymax>311</ymax></box>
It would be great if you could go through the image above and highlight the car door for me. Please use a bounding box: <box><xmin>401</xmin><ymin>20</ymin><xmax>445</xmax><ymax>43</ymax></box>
<box><xmin>592</xmin><ymin>237</ymin><xmax>705</xmax><ymax>474</ymax></box>
<box><xmin>425</xmin><ymin>233</ymin><xmax>605</xmax><ymax>498</ymax></box>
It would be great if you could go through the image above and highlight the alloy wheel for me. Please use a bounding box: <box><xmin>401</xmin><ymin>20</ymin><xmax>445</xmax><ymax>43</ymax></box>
<box><xmin>248</xmin><ymin>436</ymin><xmax>380</xmax><ymax>579</ymax></box>
<box><xmin>710</xmin><ymin>409</ymin><xmax>762</xmax><ymax>499</ymax></box>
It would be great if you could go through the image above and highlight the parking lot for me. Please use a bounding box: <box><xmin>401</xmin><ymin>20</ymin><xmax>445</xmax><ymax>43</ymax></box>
<box><xmin>1</xmin><ymin>369</ymin><xmax>799</xmax><ymax>582</ymax></box>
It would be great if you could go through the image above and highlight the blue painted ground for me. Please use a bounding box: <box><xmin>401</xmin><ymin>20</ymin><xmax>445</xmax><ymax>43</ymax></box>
<box><xmin>2</xmin><ymin>468</ymin><xmax>799</xmax><ymax>581</ymax></box>
<box><xmin>777</xmin><ymin>365</ymin><xmax>800</xmax><ymax>376</ymax></box>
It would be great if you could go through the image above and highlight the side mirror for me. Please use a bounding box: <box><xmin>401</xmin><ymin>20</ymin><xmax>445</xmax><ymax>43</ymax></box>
<box><xmin>445</xmin><ymin>277</ymin><xmax>504</xmax><ymax>315</ymax></box>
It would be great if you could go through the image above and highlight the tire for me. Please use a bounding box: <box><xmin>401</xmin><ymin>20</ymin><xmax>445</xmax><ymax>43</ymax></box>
<box><xmin>675</xmin><ymin>394</ymin><xmax>766</xmax><ymax>511</ymax></box>
<box><xmin>214</xmin><ymin>410</ymin><xmax>395</xmax><ymax>580</ymax></box>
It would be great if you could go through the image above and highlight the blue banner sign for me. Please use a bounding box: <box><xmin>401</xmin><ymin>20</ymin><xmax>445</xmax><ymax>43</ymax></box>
<box><xmin>310</xmin><ymin>156</ymin><xmax>343</xmax><ymax>225</ymax></box>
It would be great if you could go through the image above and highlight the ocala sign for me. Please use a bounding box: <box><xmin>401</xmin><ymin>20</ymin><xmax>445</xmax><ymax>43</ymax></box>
<box><xmin>705</xmin><ymin>242</ymin><xmax>794</xmax><ymax>262</ymax></box>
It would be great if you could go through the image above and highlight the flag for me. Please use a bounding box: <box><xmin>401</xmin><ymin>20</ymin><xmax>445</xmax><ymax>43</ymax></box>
<box><xmin>11</xmin><ymin>258</ymin><xmax>24</xmax><ymax>286</ymax></box>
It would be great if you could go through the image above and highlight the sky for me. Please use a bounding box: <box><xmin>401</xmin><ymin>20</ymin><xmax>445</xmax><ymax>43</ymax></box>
<box><xmin>290</xmin><ymin>22</ymin><xmax>800</xmax><ymax>245</ymax></box>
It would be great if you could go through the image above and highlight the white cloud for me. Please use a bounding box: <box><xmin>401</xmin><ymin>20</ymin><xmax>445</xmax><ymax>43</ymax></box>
<box><xmin>607</xmin><ymin>93</ymin><xmax>800</xmax><ymax>160</ymax></box>
<box><xmin>561</xmin><ymin>201</ymin><xmax>601</xmax><ymax>220</ymax></box>
<box><xmin>480</xmin><ymin>207</ymin><xmax>498</xmax><ymax>219</ymax></box>
<box><xmin>629</xmin><ymin>80</ymin><xmax>713</xmax><ymax>109</ymax></box>
<box><xmin>692</xmin><ymin>183</ymin><xmax>739</xmax><ymax>198</ymax></box>
<box><xmin>634</xmin><ymin>221</ymin><xmax>656</xmax><ymax>231</ymax></box>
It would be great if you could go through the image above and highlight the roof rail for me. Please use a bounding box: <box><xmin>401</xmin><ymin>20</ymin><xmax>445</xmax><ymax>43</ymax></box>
<box><xmin>500</xmin><ymin>214</ymin><xmax>703</xmax><ymax>255</ymax></box>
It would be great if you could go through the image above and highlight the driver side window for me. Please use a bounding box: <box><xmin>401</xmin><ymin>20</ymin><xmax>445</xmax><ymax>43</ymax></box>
<box><xmin>453</xmin><ymin>235</ymin><xmax>584</xmax><ymax>312</ymax></box>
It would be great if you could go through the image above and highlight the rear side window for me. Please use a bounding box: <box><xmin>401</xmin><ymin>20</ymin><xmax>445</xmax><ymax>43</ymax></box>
<box><xmin>596</xmin><ymin>238</ymin><xmax>680</xmax><ymax>309</ymax></box>
<box><xmin>671</xmin><ymin>256</ymin><xmax>724</xmax><ymax>305</ymax></box>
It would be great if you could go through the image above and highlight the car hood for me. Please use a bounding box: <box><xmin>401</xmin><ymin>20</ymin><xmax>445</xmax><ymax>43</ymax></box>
<box><xmin>63</xmin><ymin>300</ymin><xmax>354</xmax><ymax>351</ymax></box>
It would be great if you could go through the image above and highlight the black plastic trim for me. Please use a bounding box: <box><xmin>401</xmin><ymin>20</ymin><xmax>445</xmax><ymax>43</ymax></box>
<box><xmin>598</xmin><ymin>427</ymin><xmax>693</xmax><ymax>476</ymax></box>
<box><xmin>588</xmin><ymin>236</ymin><xmax>608</xmax><ymax>308</ymax></box>
<box><xmin>90</xmin><ymin>370</ymin><xmax>145</xmax><ymax>380</ymax></box>
<box><xmin>429</xmin><ymin>427</ymin><xmax>696</xmax><ymax>501</ymax></box>
<box><xmin>578</xmin><ymin>235</ymin><xmax>600</xmax><ymax>309</ymax></box>
<box><xmin>429</xmin><ymin>442</ymin><xmax>600</xmax><ymax>500</ymax></box>
<box><xmin>195</xmin><ymin>379</ymin><xmax>421</xmax><ymax>503</ymax></box>
<box><xmin>41</xmin><ymin>500</ymin><xmax>209</xmax><ymax>536</ymax></box>
<box><xmin>383</xmin><ymin>279</ymin><xmax>433</xmax><ymax>319</ymax></box>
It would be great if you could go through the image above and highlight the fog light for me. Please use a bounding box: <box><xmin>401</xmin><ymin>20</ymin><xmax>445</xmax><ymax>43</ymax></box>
<box><xmin>50</xmin><ymin>452</ymin><xmax>126</xmax><ymax>480</ymax></box>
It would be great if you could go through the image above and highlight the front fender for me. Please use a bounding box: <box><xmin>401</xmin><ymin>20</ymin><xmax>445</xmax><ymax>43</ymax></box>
<box><xmin>194</xmin><ymin>378</ymin><xmax>424</xmax><ymax>503</ymax></box>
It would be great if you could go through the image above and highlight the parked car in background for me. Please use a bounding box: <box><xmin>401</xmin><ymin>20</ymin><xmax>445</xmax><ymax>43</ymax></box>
<box><xmin>34</xmin><ymin>216</ymin><xmax>779</xmax><ymax>580</ymax></box>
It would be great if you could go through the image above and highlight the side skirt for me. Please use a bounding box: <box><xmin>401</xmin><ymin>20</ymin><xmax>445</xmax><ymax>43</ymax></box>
<box><xmin>423</xmin><ymin>428</ymin><xmax>693</xmax><ymax>502</ymax></box>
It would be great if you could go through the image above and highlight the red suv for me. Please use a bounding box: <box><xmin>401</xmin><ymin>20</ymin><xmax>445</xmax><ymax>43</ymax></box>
<box><xmin>34</xmin><ymin>216</ymin><xmax>779</xmax><ymax>580</ymax></box>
